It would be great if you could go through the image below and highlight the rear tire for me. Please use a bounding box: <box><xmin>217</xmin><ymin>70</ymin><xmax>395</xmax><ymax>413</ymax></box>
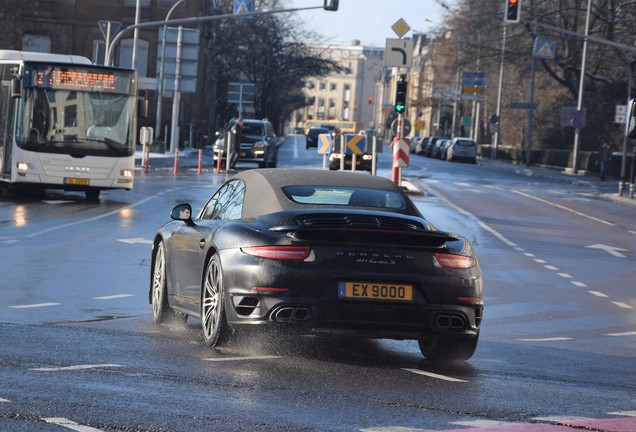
<box><xmin>418</xmin><ymin>334</ymin><xmax>479</xmax><ymax>362</ymax></box>
<box><xmin>201</xmin><ymin>254</ymin><xmax>231</xmax><ymax>347</ymax></box>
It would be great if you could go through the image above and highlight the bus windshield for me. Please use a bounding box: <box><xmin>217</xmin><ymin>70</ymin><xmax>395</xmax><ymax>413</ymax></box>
<box><xmin>18</xmin><ymin>88</ymin><xmax>135</xmax><ymax>157</ymax></box>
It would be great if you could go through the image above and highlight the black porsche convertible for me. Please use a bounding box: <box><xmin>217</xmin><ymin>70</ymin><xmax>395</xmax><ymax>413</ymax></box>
<box><xmin>150</xmin><ymin>168</ymin><xmax>483</xmax><ymax>361</ymax></box>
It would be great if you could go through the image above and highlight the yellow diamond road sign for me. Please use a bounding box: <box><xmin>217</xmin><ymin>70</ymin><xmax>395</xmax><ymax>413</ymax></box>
<box><xmin>392</xmin><ymin>18</ymin><xmax>411</xmax><ymax>38</ymax></box>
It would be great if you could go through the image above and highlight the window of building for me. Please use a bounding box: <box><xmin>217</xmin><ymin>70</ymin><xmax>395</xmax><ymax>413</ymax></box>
<box><xmin>319</xmin><ymin>81</ymin><xmax>326</xmax><ymax>91</ymax></box>
<box><xmin>307</xmin><ymin>81</ymin><xmax>315</xmax><ymax>90</ymax></box>
<box><xmin>329</xmin><ymin>98</ymin><xmax>335</xmax><ymax>108</ymax></box>
<box><xmin>330</xmin><ymin>83</ymin><xmax>336</xmax><ymax>91</ymax></box>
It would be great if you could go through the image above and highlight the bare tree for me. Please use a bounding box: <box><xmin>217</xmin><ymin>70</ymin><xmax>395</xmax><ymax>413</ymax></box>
<box><xmin>202</xmin><ymin>0</ymin><xmax>339</xmax><ymax>133</ymax></box>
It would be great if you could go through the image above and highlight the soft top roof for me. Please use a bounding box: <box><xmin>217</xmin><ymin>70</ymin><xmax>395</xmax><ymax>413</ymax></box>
<box><xmin>231</xmin><ymin>168</ymin><xmax>420</xmax><ymax>218</ymax></box>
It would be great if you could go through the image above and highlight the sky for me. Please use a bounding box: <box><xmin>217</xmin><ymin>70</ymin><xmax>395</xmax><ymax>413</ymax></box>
<box><xmin>287</xmin><ymin>0</ymin><xmax>453</xmax><ymax>47</ymax></box>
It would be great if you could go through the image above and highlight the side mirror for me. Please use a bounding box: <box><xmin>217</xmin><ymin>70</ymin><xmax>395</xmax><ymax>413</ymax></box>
<box><xmin>11</xmin><ymin>77</ymin><xmax>21</xmax><ymax>98</ymax></box>
<box><xmin>170</xmin><ymin>203</ymin><xmax>194</xmax><ymax>225</ymax></box>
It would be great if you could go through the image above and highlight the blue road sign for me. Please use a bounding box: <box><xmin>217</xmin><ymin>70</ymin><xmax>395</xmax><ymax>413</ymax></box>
<box><xmin>317</xmin><ymin>134</ymin><xmax>332</xmax><ymax>154</ymax></box>
<box><xmin>345</xmin><ymin>134</ymin><xmax>366</xmax><ymax>155</ymax></box>
<box><xmin>234</xmin><ymin>0</ymin><xmax>253</xmax><ymax>14</ymax></box>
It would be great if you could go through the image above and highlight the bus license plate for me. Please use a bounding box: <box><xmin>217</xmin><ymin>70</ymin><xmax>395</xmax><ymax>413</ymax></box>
<box><xmin>338</xmin><ymin>282</ymin><xmax>413</xmax><ymax>302</ymax></box>
<box><xmin>64</xmin><ymin>178</ymin><xmax>90</xmax><ymax>186</ymax></box>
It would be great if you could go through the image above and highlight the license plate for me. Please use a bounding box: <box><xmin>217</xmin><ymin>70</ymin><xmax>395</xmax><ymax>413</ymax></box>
<box><xmin>240</xmin><ymin>152</ymin><xmax>247</xmax><ymax>157</ymax></box>
<box><xmin>338</xmin><ymin>282</ymin><xmax>413</xmax><ymax>302</ymax></box>
<box><xmin>64</xmin><ymin>177</ymin><xmax>90</xmax><ymax>186</ymax></box>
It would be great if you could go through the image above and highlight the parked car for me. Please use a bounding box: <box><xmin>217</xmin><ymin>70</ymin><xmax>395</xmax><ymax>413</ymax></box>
<box><xmin>438</xmin><ymin>139</ymin><xmax>453</xmax><ymax>160</ymax></box>
<box><xmin>431</xmin><ymin>138</ymin><xmax>449</xmax><ymax>159</ymax></box>
<box><xmin>424</xmin><ymin>136</ymin><xmax>445</xmax><ymax>157</ymax></box>
<box><xmin>214</xmin><ymin>118</ymin><xmax>279</xmax><ymax>168</ymax></box>
<box><xmin>150</xmin><ymin>168</ymin><xmax>483</xmax><ymax>361</ymax></box>
<box><xmin>447</xmin><ymin>137</ymin><xmax>477</xmax><ymax>163</ymax></box>
<box><xmin>306</xmin><ymin>127</ymin><xmax>331</xmax><ymax>149</ymax></box>
<box><xmin>415</xmin><ymin>137</ymin><xmax>429</xmax><ymax>155</ymax></box>
<box><xmin>408</xmin><ymin>136</ymin><xmax>421</xmax><ymax>154</ymax></box>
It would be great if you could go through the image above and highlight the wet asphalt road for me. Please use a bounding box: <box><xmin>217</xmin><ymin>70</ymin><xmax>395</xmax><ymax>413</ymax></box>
<box><xmin>0</xmin><ymin>135</ymin><xmax>635</xmax><ymax>431</ymax></box>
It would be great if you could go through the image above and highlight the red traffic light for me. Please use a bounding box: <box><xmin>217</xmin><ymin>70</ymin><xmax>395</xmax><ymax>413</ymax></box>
<box><xmin>505</xmin><ymin>0</ymin><xmax>521</xmax><ymax>23</ymax></box>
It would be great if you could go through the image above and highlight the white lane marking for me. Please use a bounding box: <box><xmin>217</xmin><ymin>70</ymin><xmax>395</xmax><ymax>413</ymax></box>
<box><xmin>517</xmin><ymin>337</ymin><xmax>572</xmax><ymax>342</ymax></box>
<box><xmin>606</xmin><ymin>331</ymin><xmax>636</xmax><ymax>337</ymax></box>
<box><xmin>93</xmin><ymin>294</ymin><xmax>134</xmax><ymax>300</ymax></box>
<box><xmin>1</xmin><ymin>239</ymin><xmax>18</xmax><ymax>244</ymax></box>
<box><xmin>585</xmin><ymin>243</ymin><xmax>628</xmax><ymax>258</ymax></box>
<box><xmin>25</xmin><ymin>196</ymin><xmax>155</xmax><ymax>238</ymax></box>
<box><xmin>514</xmin><ymin>247</ymin><xmax>525</xmax><ymax>252</ymax></box>
<box><xmin>533</xmin><ymin>415</ymin><xmax>593</xmax><ymax>423</ymax></box>
<box><xmin>588</xmin><ymin>290</ymin><xmax>608</xmax><ymax>297</ymax></box>
<box><xmin>454</xmin><ymin>182</ymin><xmax>472</xmax><ymax>187</ymax></box>
<box><xmin>571</xmin><ymin>281</ymin><xmax>588</xmax><ymax>287</ymax></box>
<box><xmin>610</xmin><ymin>410</ymin><xmax>636</xmax><ymax>416</ymax></box>
<box><xmin>401</xmin><ymin>368</ymin><xmax>468</xmax><ymax>382</ymax></box>
<box><xmin>534</xmin><ymin>258</ymin><xmax>547</xmax><ymax>264</ymax></box>
<box><xmin>544</xmin><ymin>265</ymin><xmax>559</xmax><ymax>271</ymax></box>
<box><xmin>0</xmin><ymin>398</ymin><xmax>9</xmax><ymax>403</ymax></box>
<box><xmin>451</xmin><ymin>420</ymin><xmax>517</xmax><ymax>427</ymax></box>
<box><xmin>629</xmin><ymin>230</ymin><xmax>636</xmax><ymax>235</ymax></box>
<box><xmin>42</xmin><ymin>417</ymin><xmax>104</xmax><ymax>432</ymax></box>
<box><xmin>203</xmin><ymin>356</ymin><xmax>281</xmax><ymax>362</ymax></box>
<box><xmin>117</xmin><ymin>238</ymin><xmax>153</xmax><ymax>245</ymax></box>
<box><xmin>612</xmin><ymin>302</ymin><xmax>634</xmax><ymax>309</ymax></box>
<box><xmin>558</xmin><ymin>273</ymin><xmax>573</xmax><ymax>279</ymax></box>
<box><xmin>477</xmin><ymin>220</ymin><xmax>517</xmax><ymax>247</ymax></box>
<box><xmin>524</xmin><ymin>252</ymin><xmax>535</xmax><ymax>257</ymax></box>
<box><xmin>30</xmin><ymin>364</ymin><xmax>122</xmax><ymax>372</ymax></box>
<box><xmin>10</xmin><ymin>303</ymin><xmax>61</xmax><ymax>309</ymax></box>
<box><xmin>512</xmin><ymin>190</ymin><xmax>615</xmax><ymax>226</ymax></box>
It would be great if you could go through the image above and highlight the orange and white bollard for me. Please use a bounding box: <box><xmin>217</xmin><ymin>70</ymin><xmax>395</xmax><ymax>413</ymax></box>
<box><xmin>215</xmin><ymin>150</ymin><xmax>222</xmax><ymax>174</ymax></box>
<box><xmin>173</xmin><ymin>147</ymin><xmax>179</xmax><ymax>175</ymax></box>
<box><xmin>197</xmin><ymin>148</ymin><xmax>203</xmax><ymax>175</ymax></box>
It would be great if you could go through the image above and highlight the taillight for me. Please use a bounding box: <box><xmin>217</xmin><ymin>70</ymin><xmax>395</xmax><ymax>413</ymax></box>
<box><xmin>241</xmin><ymin>245</ymin><xmax>310</xmax><ymax>260</ymax></box>
<box><xmin>434</xmin><ymin>253</ymin><xmax>476</xmax><ymax>269</ymax></box>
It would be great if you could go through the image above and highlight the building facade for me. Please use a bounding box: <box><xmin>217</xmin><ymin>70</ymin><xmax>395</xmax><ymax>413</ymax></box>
<box><xmin>292</xmin><ymin>41</ymin><xmax>385</xmax><ymax>133</ymax></box>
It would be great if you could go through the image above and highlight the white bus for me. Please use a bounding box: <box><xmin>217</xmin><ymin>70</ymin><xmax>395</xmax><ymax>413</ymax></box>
<box><xmin>0</xmin><ymin>50</ymin><xmax>140</xmax><ymax>200</ymax></box>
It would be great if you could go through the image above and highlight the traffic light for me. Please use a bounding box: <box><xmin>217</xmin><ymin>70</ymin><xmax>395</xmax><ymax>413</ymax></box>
<box><xmin>505</xmin><ymin>0</ymin><xmax>521</xmax><ymax>23</ymax></box>
<box><xmin>394</xmin><ymin>75</ymin><xmax>407</xmax><ymax>114</ymax></box>
<box><xmin>323</xmin><ymin>0</ymin><xmax>339</xmax><ymax>11</ymax></box>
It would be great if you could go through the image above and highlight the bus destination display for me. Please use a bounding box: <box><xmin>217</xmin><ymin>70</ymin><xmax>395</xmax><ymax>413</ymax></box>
<box><xmin>27</xmin><ymin>65</ymin><xmax>133</xmax><ymax>94</ymax></box>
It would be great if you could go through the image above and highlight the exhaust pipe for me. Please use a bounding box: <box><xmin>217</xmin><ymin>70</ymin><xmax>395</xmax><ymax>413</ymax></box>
<box><xmin>273</xmin><ymin>307</ymin><xmax>311</xmax><ymax>323</ymax></box>
<box><xmin>434</xmin><ymin>313</ymin><xmax>466</xmax><ymax>330</ymax></box>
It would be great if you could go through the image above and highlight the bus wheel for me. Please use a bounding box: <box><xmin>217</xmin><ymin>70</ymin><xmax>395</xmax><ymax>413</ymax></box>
<box><xmin>85</xmin><ymin>190</ymin><xmax>100</xmax><ymax>201</ymax></box>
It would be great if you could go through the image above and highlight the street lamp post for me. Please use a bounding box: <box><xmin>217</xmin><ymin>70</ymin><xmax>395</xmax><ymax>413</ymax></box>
<box><xmin>571</xmin><ymin>0</ymin><xmax>592</xmax><ymax>174</ymax></box>
<box><xmin>156</xmin><ymin>0</ymin><xmax>186</xmax><ymax>145</ymax></box>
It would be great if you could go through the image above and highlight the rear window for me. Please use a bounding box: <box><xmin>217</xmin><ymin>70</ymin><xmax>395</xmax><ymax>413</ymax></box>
<box><xmin>456</xmin><ymin>139</ymin><xmax>475</xmax><ymax>147</ymax></box>
<box><xmin>282</xmin><ymin>186</ymin><xmax>406</xmax><ymax>209</ymax></box>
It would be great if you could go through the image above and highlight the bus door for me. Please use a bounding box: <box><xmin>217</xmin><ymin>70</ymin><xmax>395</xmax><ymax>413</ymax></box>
<box><xmin>0</xmin><ymin>83</ymin><xmax>14</xmax><ymax>177</ymax></box>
